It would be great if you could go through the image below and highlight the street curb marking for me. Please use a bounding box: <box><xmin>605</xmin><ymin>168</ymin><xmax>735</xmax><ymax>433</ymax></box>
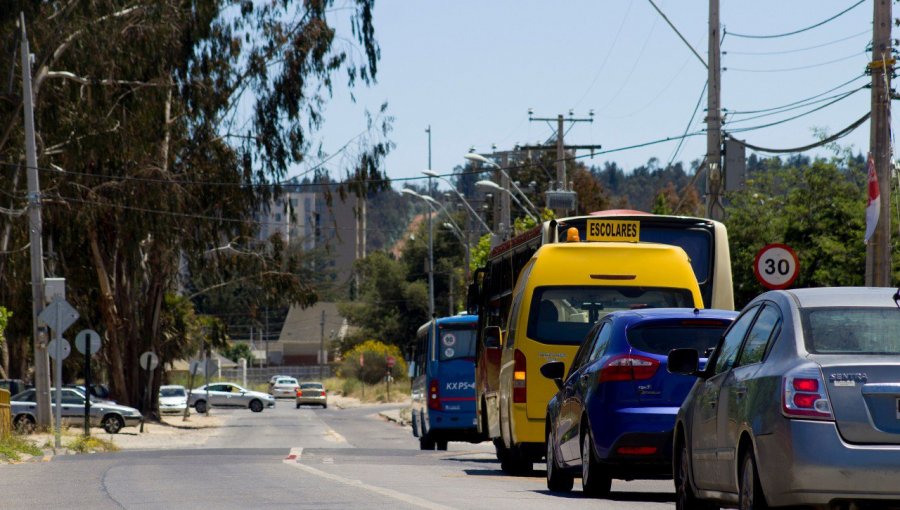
<box><xmin>284</xmin><ymin>447</ymin><xmax>303</xmax><ymax>462</ymax></box>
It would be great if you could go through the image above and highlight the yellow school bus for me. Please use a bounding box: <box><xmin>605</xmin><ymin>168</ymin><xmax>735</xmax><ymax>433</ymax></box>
<box><xmin>490</xmin><ymin>241</ymin><xmax>703</xmax><ymax>473</ymax></box>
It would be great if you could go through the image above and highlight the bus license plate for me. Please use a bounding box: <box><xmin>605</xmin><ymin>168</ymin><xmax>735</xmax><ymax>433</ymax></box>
<box><xmin>586</xmin><ymin>219</ymin><xmax>640</xmax><ymax>242</ymax></box>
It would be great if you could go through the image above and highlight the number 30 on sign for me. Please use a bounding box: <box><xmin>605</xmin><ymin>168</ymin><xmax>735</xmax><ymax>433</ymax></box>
<box><xmin>753</xmin><ymin>243</ymin><xmax>799</xmax><ymax>290</ymax></box>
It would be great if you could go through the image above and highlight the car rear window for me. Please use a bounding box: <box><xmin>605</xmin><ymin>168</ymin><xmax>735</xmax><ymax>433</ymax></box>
<box><xmin>626</xmin><ymin>321</ymin><xmax>732</xmax><ymax>355</ymax></box>
<box><xmin>803</xmin><ymin>307</ymin><xmax>900</xmax><ymax>354</ymax></box>
<box><xmin>300</xmin><ymin>383</ymin><xmax>323</xmax><ymax>389</ymax></box>
<box><xmin>277</xmin><ymin>378</ymin><xmax>297</xmax><ymax>385</ymax></box>
<box><xmin>160</xmin><ymin>387</ymin><xmax>185</xmax><ymax>397</ymax></box>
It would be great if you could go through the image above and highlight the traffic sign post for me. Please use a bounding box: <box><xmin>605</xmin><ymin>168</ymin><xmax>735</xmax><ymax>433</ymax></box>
<box><xmin>139</xmin><ymin>352</ymin><xmax>159</xmax><ymax>432</ymax></box>
<box><xmin>39</xmin><ymin>297</ymin><xmax>79</xmax><ymax>449</ymax></box>
<box><xmin>754</xmin><ymin>243</ymin><xmax>800</xmax><ymax>290</ymax></box>
<box><xmin>75</xmin><ymin>329</ymin><xmax>101</xmax><ymax>436</ymax></box>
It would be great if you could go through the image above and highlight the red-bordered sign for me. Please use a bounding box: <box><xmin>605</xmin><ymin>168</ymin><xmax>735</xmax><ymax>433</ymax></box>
<box><xmin>753</xmin><ymin>243</ymin><xmax>799</xmax><ymax>290</ymax></box>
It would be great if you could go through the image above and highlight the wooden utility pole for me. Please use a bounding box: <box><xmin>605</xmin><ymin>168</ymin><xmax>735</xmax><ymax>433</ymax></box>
<box><xmin>705</xmin><ymin>0</ymin><xmax>723</xmax><ymax>221</ymax></box>
<box><xmin>20</xmin><ymin>13</ymin><xmax>51</xmax><ymax>430</ymax></box>
<box><xmin>866</xmin><ymin>0</ymin><xmax>893</xmax><ymax>286</ymax></box>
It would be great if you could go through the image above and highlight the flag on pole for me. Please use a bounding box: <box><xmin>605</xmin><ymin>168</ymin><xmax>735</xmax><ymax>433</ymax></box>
<box><xmin>865</xmin><ymin>152</ymin><xmax>880</xmax><ymax>244</ymax></box>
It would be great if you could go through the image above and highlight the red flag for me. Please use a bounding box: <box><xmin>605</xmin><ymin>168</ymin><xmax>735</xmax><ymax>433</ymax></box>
<box><xmin>865</xmin><ymin>152</ymin><xmax>880</xmax><ymax>244</ymax></box>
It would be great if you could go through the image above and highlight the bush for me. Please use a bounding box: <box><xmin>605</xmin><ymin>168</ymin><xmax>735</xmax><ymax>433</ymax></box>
<box><xmin>339</xmin><ymin>340</ymin><xmax>408</xmax><ymax>384</ymax></box>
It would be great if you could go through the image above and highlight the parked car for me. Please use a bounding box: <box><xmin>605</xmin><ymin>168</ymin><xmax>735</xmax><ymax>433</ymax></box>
<box><xmin>541</xmin><ymin>308</ymin><xmax>737</xmax><ymax>495</ymax></box>
<box><xmin>64</xmin><ymin>384</ymin><xmax>116</xmax><ymax>404</ymax></box>
<box><xmin>11</xmin><ymin>387</ymin><xmax>142</xmax><ymax>434</ymax></box>
<box><xmin>189</xmin><ymin>382</ymin><xmax>275</xmax><ymax>413</ymax></box>
<box><xmin>268</xmin><ymin>374</ymin><xmax>291</xmax><ymax>392</ymax></box>
<box><xmin>270</xmin><ymin>377</ymin><xmax>300</xmax><ymax>398</ymax></box>
<box><xmin>158</xmin><ymin>385</ymin><xmax>189</xmax><ymax>414</ymax></box>
<box><xmin>295</xmin><ymin>382</ymin><xmax>327</xmax><ymax>408</ymax></box>
<box><xmin>670</xmin><ymin>287</ymin><xmax>900</xmax><ymax>510</ymax></box>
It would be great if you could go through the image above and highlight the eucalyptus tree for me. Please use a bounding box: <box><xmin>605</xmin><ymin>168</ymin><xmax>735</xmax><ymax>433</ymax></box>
<box><xmin>0</xmin><ymin>0</ymin><xmax>383</xmax><ymax>405</ymax></box>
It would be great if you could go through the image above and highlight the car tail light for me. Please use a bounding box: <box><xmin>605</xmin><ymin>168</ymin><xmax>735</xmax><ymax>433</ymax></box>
<box><xmin>782</xmin><ymin>364</ymin><xmax>833</xmax><ymax>420</ymax></box>
<box><xmin>296</xmin><ymin>389</ymin><xmax>302</xmax><ymax>397</ymax></box>
<box><xmin>598</xmin><ymin>354</ymin><xmax>659</xmax><ymax>383</ymax></box>
<box><xmin>428</xmin><ymin>379</ymin><xmax>442</xmax><ymax>411</ymax></box>
<box><xmin>513</xmin><ymin>349</ymin><xmax>527</xmax><ymax>403</ymax></box>
<box><xmin>320</xmin><ymin>390</ymin><xmax>326</xmax><ymax>397</ymax></box>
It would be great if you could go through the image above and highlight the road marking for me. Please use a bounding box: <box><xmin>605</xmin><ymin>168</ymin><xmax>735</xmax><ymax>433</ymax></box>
<box><xmin>285</xmin><ymin>447</ymin><xmax>303</xmax><ymax>462</ymax></box>
<box><xmin>325</xmin><ymin>427</ymin><xmax>347</xmax><ymax>443</ymax></box>
<box><xmin>283</xmin><ymin>459</ymin><xmax>458</xmax><ymax>510</ymax></box>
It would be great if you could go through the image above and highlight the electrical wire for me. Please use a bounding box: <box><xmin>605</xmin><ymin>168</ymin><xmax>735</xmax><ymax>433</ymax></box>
<box><xmin>726</xmin><ymin>74</ymin><xmax>866</xmax><ymax>115</ymax></box>
<box><xmin>726</xmin><ymin>51</ymin><xmax>866</xmax><ymax>73</ymax></box>
<box><xmin>667</xmin><ymin>81</ymin><xmax>708</xmax><ymax>168</ymax></box>
<box><xmin>726</xmin><ymin>0</ymin><xmax>866</xmax><ymax>39</ymax></box>
<box><xmin>573</xmin><ymin>0</ymin><xmax>635</xmax><ymax>109</ymax></box>
<box><xmin>725</xmin><ymin>29</ymin><xmax>869</xmax><ymax>56</ymax></box>
<box><xmin>596</xmin><ymin>8</ymin><xmax>659</xmax><ymax>112</ymax></box>
<box><xmin>725</xmin><ymin>86</ymin><xmax>866</xmax><ymax>125</ymax></box>
<box><xmin>727</xmin><ymin>112</ymin><xmax>870</xmax><ymax>153</ymax></box>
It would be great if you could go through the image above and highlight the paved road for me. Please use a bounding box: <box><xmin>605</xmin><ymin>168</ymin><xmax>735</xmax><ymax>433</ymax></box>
<box><xmin>0</xmin><ymin>401</ymin><xmax>675</xmax><ymax>509</ymax></box>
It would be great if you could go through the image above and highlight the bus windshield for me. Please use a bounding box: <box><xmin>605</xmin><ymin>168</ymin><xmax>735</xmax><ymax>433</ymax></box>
<box><xmin>438</xmin><ymin>327</ymin><xmax>477</xmax><ymax>360</ymax></box>
<box><xmin>526</xmin><ymin>286</ymin><xmax>695</xmax><ymax>345</ymax></box>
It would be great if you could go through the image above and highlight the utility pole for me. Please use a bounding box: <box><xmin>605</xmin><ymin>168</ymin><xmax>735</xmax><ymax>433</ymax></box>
<box><xmin>525</xmin><ymin>111</ymin><xmax>600</xmax><ymax>215</ymax></box>
<box><xmin>319</xmin><ymin>309</ymin><xmax>325</xmax><ymax>379</ymax></box>
<box><xmin>866</xmin><ymin>0</ymin><xmax>894</xmax><ymax>286</ymax></box>
<box><xmin>20</xmin><ymin>13</ymin><xmax>51</xmax><ymax>430</ymax></box>
<box><xmin>705</xmin><ymin>0</ymin><xmax>724</xmax><ymax>221</ymax></box>
<box><xmin>498</xmin><ymin>152</ymin><xmax>511</xmax><ymax>234</ymax></box>
<box><xmin>426</xmin><ymin>126</ymin><xmax>434</xmax><ymax>317</ymax></box>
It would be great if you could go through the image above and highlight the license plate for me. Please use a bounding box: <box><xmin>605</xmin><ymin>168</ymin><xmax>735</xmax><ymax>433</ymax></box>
<box><xmin>586</xmin><ymin>219</ymin><xmax>640</xmax><ymax>242</ymax></box>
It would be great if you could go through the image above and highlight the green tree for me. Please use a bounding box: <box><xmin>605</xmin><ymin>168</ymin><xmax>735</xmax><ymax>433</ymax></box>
<box><xmin>339</xmin><ymin>339</ymin><xmax>408</xmax><ymax>384</ymax></box>
<box><xmin>222</xmin><ymin>342</ymin><xmax>253</xmax><ymax>364</ymax></box>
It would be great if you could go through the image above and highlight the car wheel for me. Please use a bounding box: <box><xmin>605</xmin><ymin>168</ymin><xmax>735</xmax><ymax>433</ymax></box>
<box><xmin>546</xmin><ymin>429</ymin><xmax>574</xmax><ymax>492</ymax></box>
<box><xmin>13</xmin><ymin>414</ymin><xmax>35</xmax><ymax>434</ymax></box>
<box><xmin>249</xmin><ymin>399</ymin><xmax>264</xmax><ymax>413</ymax></box>
<box><xmin>102</xmin><ymin>414</ymin><xmax>124</xmax><ymax>434</ymax></box>
<box><xmin>419</xmin><ymin>432</ymin><xmax>435</xmax><ymax>450</ymax></box>
<box><xmin>739</xmin><ymin>449</ymin><xmax>768</xmax><ymax>510</ymax></box>
<box><xmin>295</xmin><ymin>403</ymin><xmax>301</xmax><ymax>409</ymax></box>
<box><xmin>195</xmin><ymin>400</ymin><xmax>208</xmax><ymax>414</ymax></box>
<box><xmin>322</xmin><ymin>403</ymin><xmax>327</xmax><ymax>409</ymax></box>
<box><xmin>581</xmin><ymin>430</ymin><xmax>611</xmax><ymax>497</ymax></box>
<box><xmin>675</xmin><ymin>437</ymin><xmax>717</xmax><ymax>510</ymax></box>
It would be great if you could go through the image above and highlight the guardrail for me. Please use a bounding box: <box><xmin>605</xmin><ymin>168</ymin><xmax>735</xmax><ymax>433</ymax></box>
<box><xmin>0</xmin><ymin>389</ymin><xmax>10</xmax><ymax>438</ymax></box>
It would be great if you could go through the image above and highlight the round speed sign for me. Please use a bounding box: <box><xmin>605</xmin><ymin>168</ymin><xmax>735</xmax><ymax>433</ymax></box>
<box><xmin>753</xmin><ymin>243</ymin><xmax>799</xmax><ymax>290</ymax></box>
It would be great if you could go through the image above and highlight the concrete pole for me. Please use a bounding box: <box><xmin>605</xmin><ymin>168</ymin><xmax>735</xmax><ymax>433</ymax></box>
<box><xmin>705</xmin><ymin>0</ymin><xmax>723</xmax><ymax>221</ymax></box>
<box><xmin>20</xmin><ymin>13</ymin><xmax>51</xmax><ymax>429</ymax></box>
<box><xmin>499</xmin><ymin>153</ymin><xmax>511</xmax><ymax>234</ymax></box>
<box><xmin>320</xmin><ymin>309</ymin><xmax>325</xmax><ymax>379</ymax></box>
<box><xmin>426</xmin><ymin>126</ymin><xmax>435</xmax><ymax>316</ymax></box>
<box><xmin>866</xmin><ymin>0</ymin><xmax>893</xmax><ymax>286</ymax></box>
<box><xmin>556</xmin><ymin>115</ymin><xmax>566</xmax><ymax>191</ymax></box>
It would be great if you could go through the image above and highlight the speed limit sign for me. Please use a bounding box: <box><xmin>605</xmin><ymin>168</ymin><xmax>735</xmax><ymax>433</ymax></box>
<box><xmin>754</xmin><ymin>243</ymin><xmax>799</xmax><ymax>290</ymax></box>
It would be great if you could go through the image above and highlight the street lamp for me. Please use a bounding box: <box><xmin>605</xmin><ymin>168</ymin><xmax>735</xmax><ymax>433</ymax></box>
<box><xmin>401</xmin><ymin>188</ymin><xmax>434</xmax><ymax>316</ymax></box>
<box><xmin>475</xmin><ymin>180</ymin><xmax>538</xmax><ymax>222</ymax></box>
<box><xmin>464</xmin><ymin>153</ymin><xmax>541</xmax><ymax>218</ymax></box>
<box><xmin>421</xmin><ymin>169</ymin><xmax>493</xmax><ymax>235</ymax></box>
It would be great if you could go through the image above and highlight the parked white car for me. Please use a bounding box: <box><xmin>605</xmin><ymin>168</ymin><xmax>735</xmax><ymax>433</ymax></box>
<box><xmin>158</xmin><ymin>385</ymin><xmax>189</xmax><ymax>415</ymax></box>
<box><xmin>270</xmin><ymin>377</ymin><xmax>300</xmax><ymax>398</ymax></box>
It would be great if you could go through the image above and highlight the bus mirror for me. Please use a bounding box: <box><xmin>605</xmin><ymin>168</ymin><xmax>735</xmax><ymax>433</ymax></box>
<box><xmin>483</xmin><ymin>326</ymin><xmax>502</xmax><ymax>349</ymax></box>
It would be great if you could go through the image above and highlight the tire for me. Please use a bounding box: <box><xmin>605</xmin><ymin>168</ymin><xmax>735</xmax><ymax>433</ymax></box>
<box><xmin>436</xmin><ymin>440</ymin><xmax>448</xmax><ymax>451</ymax></box>
<box><xmin>546</xmin><ymin>429</ymin><xmax>574</xmax><ymax>492</ymax></box>
<box><xmin>249</xmin><ymin>399</ymin><xmax>263</xmax><ymax>413</ymax></box>
<box><xmin>102</xmin><ymin>414</ymin><xmax>124</xmax><ymax>434</ymax></box>
<box><xmin>13</xmin><ymin>414</ymin><xmax>35</xmax><ymax>434</ymax></box>
<box><xmin>296</xmin><ymin>403</ymin><xmax>301</xmax><ymax>409</ymax></box>
<box><xmin>739</xmin><ymin>450</ymin><xmax>768</xmax><ymax>510</ymax></box>
<box><xmin>500</xmin><ymin>444</ymin><xmax>534</xmax><ymax>475</ymax></box>
<box><xmin>322</xmin><ymin>403</ymin><xmax>327</xmax><ymax>409</ymax></box>
<box><xmin>675</xmin><ymin>437</ymin><xmax>717</xmax><ymax>510</ymax></box>
<box><xmin>581</xmin><ymin>430</ymin><xmax>611</xmax><ymax>497</ymax></box>
<box><xmin>195</xmin><ymin>400</ymin><xmax>208</xmax><ymax>414</ymax></box>
<box><xmin>420</xmin><ymin>432</ymin><xmax>436</xmax><ymax>450</ymax></box>
<box><xmin>493</xmin><ymin>437</ymin><xmax>508</xmax><ymax>463</ymax></box>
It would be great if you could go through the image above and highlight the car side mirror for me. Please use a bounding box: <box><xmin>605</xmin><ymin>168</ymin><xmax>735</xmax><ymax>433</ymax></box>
<box><xmin>484</xmin><ymin>326</ymin><xmax>502</xmax><ymax>350</ymax></box>
<box><xmin>668</xmin><ymin>348</ymin><xmax>701</xmax><ymax>376</ymax></box>
<box><xmin>540</xmin><ymin>361</ymin><xmax>566</xmax><ymax>391</ymax></box>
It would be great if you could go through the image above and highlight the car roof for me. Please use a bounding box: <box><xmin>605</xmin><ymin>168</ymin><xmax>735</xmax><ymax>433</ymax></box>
<box><xmin>160</xmin><ymin>385</ymin><xmax>185</xmax><ymax>389</ymax></box>
<box><xmin>605</xmin><ymin>307</ymin><xmax>739</xmax><ymax>324</ymax></box>
<box><xmin>780</xmin><ymin>287</ymin><xmax>897</xmax><ymax>309</ymax></box>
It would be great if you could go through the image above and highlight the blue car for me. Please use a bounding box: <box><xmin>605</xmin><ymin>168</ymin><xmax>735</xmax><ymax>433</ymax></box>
<box><xmin>540</xmin><ymin>308</ymin><xmax>737</xmax><ymax>496</ymax></box>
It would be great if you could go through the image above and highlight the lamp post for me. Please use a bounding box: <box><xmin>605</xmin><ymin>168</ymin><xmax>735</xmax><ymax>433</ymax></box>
<box><xmin>401</xmin><ymin>188</ymin><xmax>434</xmax><ymax>316</ymax></box>
<box><xmin>421</xmin><ymin>170</ymin><xmax>493</xmax><ymax>235</ymax></box>
<box><xmin>475</xmin><ymin>180</ymin><xmax>538</xmax><ymax>222</ymax></box>
<box><xmin>464</xmin><ymin>153</ymin><xmax>541</xmax><ymax>218</ymax></box>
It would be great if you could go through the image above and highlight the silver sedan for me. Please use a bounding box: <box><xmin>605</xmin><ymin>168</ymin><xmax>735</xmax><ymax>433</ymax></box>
<box><xmin>11</xmin><ymin>387</ymin><xmax>142</xmax><ymax>434</ymax></box>
<box><xmin>295</xmin><ymin>382</ymin><xmax>327</xmax><ymax>408</ymax></box>
<box><xmin>189</xmin><ymin>382</ymin><xmax>275</xmax><ymax>413</ymax></box>
<box><xmin>670</xmin><ymin>287</ymin><xmax>900</xmax><ymax>509</ymax></box>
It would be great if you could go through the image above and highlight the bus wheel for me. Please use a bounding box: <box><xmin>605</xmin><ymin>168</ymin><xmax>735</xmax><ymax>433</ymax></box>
<box><xmin>436</xmin><ymin>440</ymin><xmax>448</xmax><ymax>451</ymax></box>
<box><xmin>419</xmin><ymin>432</ymin><xmax>435</xmax><ymax>450</ymax></box>
<box><xmin>500</xmin><ymin>444</ymin><xmax>533</xmax><ymax>475</ymax></box>
<box><xmin>493</xmin><ymin>438</ymin><xmax>508</xmax><ymax>462</ymax></box>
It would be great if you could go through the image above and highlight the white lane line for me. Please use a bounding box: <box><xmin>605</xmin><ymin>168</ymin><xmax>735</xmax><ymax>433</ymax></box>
<box><xmin>284</xmin><ymin>447</ymin><xmax>303</xmax><ymax>462</ymax></box>
<box><xmin>283</xmin><ymin>460</ymin><xmax>458</xmax><ymax>510</ymax></box>
<box><xmin>325</xmin><ymin>427</ymin><xmax>347</xmax><ymax>443</ymax></box>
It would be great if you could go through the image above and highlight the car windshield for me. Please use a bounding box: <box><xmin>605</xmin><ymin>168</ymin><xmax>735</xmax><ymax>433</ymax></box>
<box><xmin>803</xmin><ymin>307</ymin><xmax>900</xmax><ymax>354</ymax></box>
<box><xmin>300</xmin><ymin>383</ymin><xmax>323</xmax><ymax>390</ymax></box>
<box><xmin>626</xmin><ymin>321</ymin><xmax>732</xmax><ymax>355</ymax></box>
<box><xmin>438</xmin><ymin>326</ymin><xmax>477</xmax><ymax>361</ymax></box>
<box><xmin>527</xmin><ymin>286</ymin><xmax>696</xmax><ymax>345</ymax></box>
<box><xmin>160</xmin><ymin>387</ymin><xmax>185</xmax><ymax>397</ymax></box>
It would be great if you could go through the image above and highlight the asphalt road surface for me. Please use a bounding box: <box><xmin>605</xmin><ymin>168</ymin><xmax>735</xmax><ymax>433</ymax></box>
<box><xmin>0</xmin><ymin>402</ymin><xmax>675</xmax><ymax>509</ymax></box>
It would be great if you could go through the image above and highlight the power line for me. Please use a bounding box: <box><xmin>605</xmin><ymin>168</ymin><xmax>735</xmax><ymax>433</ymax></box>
<box><xmin>668</xmin><ymin>81</ymin><xmax>708</xmax><ymax>168</ymax></box>
<box><xmin>726</xmin><ymin>0</ymin><xmax>866</xmax><ymax>39</ymax></box>
<box><xmin>728</xmin><ymin>112</ymin><xmax>870</xmax><ymax>153</ymax></box>
<box><xmin>725</xmin><ymin>86</ymin><xmax>866</xmax><ymax>125</ymax></box>
<box><xmin>726</xmin><ymin>51</ymin><xmax>866</xmax><ymax>73</ymax></box>
<box><xmin>726</xmin><ymin>74</ymin><xmax>866</xmax><ymax>115</ymax></box>
<box><xmin>646</xmin><ymin>0</ymin><xmax>707</xmax><ymax>68</ymax></box>
<box><xmin>725</xmin><ymin>29</ymin><xmax>869</xmax><ymax>56</ymax></box>
<box><xmin>726</xmin><ymin>92</ymin><xmax>866</xmax><ymax>134</ymax></box>
<box><xmin>573</xmin><ymin>0</ymin><xmax>635</xmax><ymax>109</ymax></box>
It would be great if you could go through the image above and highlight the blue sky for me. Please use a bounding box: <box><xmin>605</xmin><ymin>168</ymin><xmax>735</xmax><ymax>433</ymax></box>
<box><xmin>301</xmin><ymin>1</ymin><xmax>883</xmax><ymax>191</ymax></box>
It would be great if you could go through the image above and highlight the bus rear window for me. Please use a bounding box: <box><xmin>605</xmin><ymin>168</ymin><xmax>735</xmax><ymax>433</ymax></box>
<box><xmin>438</xmin><ymin>327</ymin><xmax>477</xmax><ymax>360</ymax></box>
<box><xmin>526</xmin><ymin>286</ymin><xmax>695</xmax><ymax>345</ymax></box>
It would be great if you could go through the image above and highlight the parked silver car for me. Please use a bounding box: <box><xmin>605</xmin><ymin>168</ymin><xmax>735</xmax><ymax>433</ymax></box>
<box><xmin>669</xmin><ymin>287</ymin><xmax>900</xmax><ymax>509</ymax></box>
<box><xmin>11</xmin><ymin>387</ymin><xmax>142</xmax><ymax>434</ymax></box>
<box><xmin>189</xmin><ymin>382</ymin><xmax>275</xmax><ymax>413</ymax></box>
